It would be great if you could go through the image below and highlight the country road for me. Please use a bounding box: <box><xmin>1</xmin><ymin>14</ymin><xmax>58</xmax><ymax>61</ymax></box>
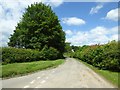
<box><xmin>2</xmin><ymin>58</ymin><xmax>115</xmax><ymax>88</ymax></box>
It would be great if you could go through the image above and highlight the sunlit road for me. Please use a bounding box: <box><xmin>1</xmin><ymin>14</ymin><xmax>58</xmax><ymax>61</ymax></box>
<box><xmin>2</xmin><ymin>58</ymin><xmax>115</xmax><ymax>88</ymax></box>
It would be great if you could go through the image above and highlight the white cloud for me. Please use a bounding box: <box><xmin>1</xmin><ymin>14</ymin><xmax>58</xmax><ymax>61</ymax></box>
<box><xmin>65</xmin><ymin>30</ymin><xmax>73</xmax><ymax>36</ymax></box>
<box><xmin>65</xmin><ymin>26</ymin><xmax>118</xmax><ymax>46</ymax></box>
<box><xmin>90</xmin><ymin>4</ymin><xmax>103</xmax><ymax>14</ymax></box>
<box><xmin>0</xmin><ymin>0</ymin><xmax>64</xmax><ymax>47</ymax></box>
<box><xmin>109</xmin><ymin>26</ymin><xmax>118</xmax><ymax>34</ymax></box>
<box><xmin>45</xmin><ymin>0</ymin><xmax>64</xmax><ymax>7</ymax></box>
<box><xmin>62</xmin><ymin>17</ymin><xmax>86</xmax><ymax>26</ymax></box>
<box><xmin>110</xmin><ymin>34</ymin><xmax>118</xmax><ymax>40</ymax></box>
<box><xmin>105</xmin><ymin>8</ymin><xmax>119</xmax><ymax>21</ymax></box>
<box><xmin>90</xmin><ymin>26</ymin><xmax>108</xmax><ymax>35</ymax></box>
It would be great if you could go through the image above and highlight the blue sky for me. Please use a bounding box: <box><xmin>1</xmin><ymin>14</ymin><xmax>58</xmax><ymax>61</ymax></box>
<box><xmin>53</xmin><ymin>2</ymin><xmax>119</xmax><ymax>45</ymax></box>
<box><xmin>54</xmin><ymin>2</ymin><xmax>118</xmax><ymax>30</ymax></box>
<box><xmin>0</xmin><ymin>0</ymin><xmax>119</xmax><ymax>46</ymax></box>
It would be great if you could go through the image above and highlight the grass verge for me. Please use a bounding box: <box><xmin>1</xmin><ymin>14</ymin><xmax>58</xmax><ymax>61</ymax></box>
<box><xmin>77</xmin><ymin>59</ymin><xmax>119</xmax><ymax>87</ymax></box>
<box><xmin>0</xmin><ymin>59</ymin><xmax>64</xmax><ymax>79</ymax></box>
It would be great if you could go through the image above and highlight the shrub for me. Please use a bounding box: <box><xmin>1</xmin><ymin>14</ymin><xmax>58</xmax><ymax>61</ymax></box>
<box><xmin>40</xmin><ymin>46</ymin><xmax>59</xmax><ymax>60</ymax></box>
<box><xmin>2</xmin><ymin>47</ymin><xmax>41</xmax><ymax>64</ymax></box>
<box><xmin>2</xmin><ymin>47</ymin><xmax>60</xmax><ymax>64</ymax></box>
<box><xmin>72</xmin><ymin>40</ymin><xmax>120</xmax><ymax>72</ymax></box>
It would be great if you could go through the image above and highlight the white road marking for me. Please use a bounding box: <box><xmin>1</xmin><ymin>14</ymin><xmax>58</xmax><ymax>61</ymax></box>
<box><xmin>40</xmin><ymin>80</ymin><xmax>46</xmax><ymax>84</ymax></box>
<box><xmin>30</xmin><ymin>80</ymin><xmax>35</xmax><ymax>84</ymax></box>
<box><xmin>24</xmin><ymin>85</ymin><xmax>29</xmax><ymax>88</ymax></box>
<box><xmin>37</xmin><ymin>77</ymin><xmax>41</xmax><ymax>79</ymax></box>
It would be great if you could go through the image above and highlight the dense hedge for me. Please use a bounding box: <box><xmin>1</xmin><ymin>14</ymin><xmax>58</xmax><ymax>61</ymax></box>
<box><xmin>39</xmin><ymin>46</ymin><xmax>59</xmax><ymax>60</ymax></box>
<box><xmin>2</xmin><ymin>46</ymin><xmax>60</xmax><ymax>64</ymax></box>
<box><xmin>73</xmin><ymin>40</ymin><xmax>120</xmax><ymax>72</ymax></box>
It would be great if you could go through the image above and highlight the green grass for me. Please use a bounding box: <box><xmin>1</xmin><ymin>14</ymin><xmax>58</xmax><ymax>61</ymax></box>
<box><xmin>1</xmin><ymin>59</ymin><xmax>65</xmax><ymax>79</ymax></box>
<box><xmin>77</xmin><ymin>59</ymin><xmax>119</xmax><ymax>87</ymax></box>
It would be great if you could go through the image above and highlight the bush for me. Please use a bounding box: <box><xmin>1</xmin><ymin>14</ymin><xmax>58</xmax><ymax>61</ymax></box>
<box><xmin>72</xmin><ymin>40</ymin><xmax>120</xmax><ymax>72</ymax></box>
<box><xmin>40</xmin><ymin>46</ymin><xmax>59</xmax><ymax>60</ymax></box>
<box><xmin>2</xmin><ymin>47</ymin><xmax>61</xmax><ymax>64</ymax></box>
<box><xmin>2</xmin><ymin>47</ymin><xmax>41</xmax><ymax>64</ymax></box>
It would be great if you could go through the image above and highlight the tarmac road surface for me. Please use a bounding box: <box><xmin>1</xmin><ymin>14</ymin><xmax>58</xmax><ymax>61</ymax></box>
<box><xmin>2</xmin><ymin>58</ymin><xmax>115</xmax><ymax>88</ymax></box>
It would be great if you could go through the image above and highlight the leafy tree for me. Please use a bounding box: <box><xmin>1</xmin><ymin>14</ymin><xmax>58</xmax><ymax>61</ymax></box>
<box><xmin>71</xmin><ymin>45</ymin><xmax>79</xmax><ymax>52</ymax></box>
<box><xmin>65</xmin><ymin>42</ymin><xmax>72</xmax><ymax>52</ymax></box>
<box><xmin>8</xmin><ymin>3</ymin><xmax>65</xmax><ymax>58</ymax></box>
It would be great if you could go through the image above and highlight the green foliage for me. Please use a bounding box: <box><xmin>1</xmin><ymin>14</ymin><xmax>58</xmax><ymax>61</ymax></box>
<box><xmin>2</xmin><ymin>47</ymin><xmax>40</xmax><ymax>64</ymax></box>
<box><xmin>8</xmin><ymin>2</ymin><xmax>65</xmax><ymax>58</ymax></box>
<box><xmin>40</xmin><ymin>46</ymin><xmax>59</xmax><ymax>60</ymax></box>
<box><xmin>72</xmin><ymin>40</ymin><xmax>120</xmax><ymax>72</ymax></box>
<box><xmin>71</xmin><ymin>45</ymin><xmax>79</xmax><ymax>52</ymax></box>
<box><xmin>1</xmin><ymin>59</ymin><xmax>64</xmax><ymax>78</ymax></box>
<box><xmin>65</xmin><ymin>42</ymin><xmax>72</xmax><ymax>53</ymax></box>
<box><xmin>2</xmin><ymin>47</ymin><xmax>61</xmax><ymax>64</ymax></box>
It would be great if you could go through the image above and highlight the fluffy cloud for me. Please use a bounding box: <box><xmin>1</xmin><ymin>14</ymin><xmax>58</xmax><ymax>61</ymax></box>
<box><xmin>65</xmin><ymin>26</ymin><xmax>118</xmax><ymax>46</ymax></box>
<box><xmin>0</xmin><ymin>0</ymin><xmax>64</xmax><ymax>47</ymax></box>
<box><xmin>45</xmin><ymin>0</ymin><xmax>64</xmax><ymax>7</ymax></box>
<box><xmin>62</xmin><ymin>17</ymin><xmax>86</xmax><ymax>26</ymax></box>
<box><xmin>105</xmin><ymin>8</ymin><xmax>119</xmax><ymax>21</ymax></box>
<box><xmin>90</xmin><ymin>26</ymin><xmax>108</xmax><ymax>35</ymax></box>
<box><xmin>65</xmin><ymin>30</ymin><xmax>73</xmax><ymax>36</ymax></box>
<box><xmin>90</xmin><ymin>4</ymin><xmax>103</xmax><ymax>14</ymax></box>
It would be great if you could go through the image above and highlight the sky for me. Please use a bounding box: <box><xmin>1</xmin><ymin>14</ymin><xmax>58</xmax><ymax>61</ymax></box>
<box><xmin>0</xmin><ymin>0</ymin><xmax>119</xmax><ymax>46</ymax></box>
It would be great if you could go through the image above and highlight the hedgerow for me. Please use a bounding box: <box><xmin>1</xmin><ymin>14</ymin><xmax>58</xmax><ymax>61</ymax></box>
<box><xmin>2</xmin><ymin>46</ymin><xmax>59</xmax><ymax>64</ymax></box>
<box><xmin>73</xmin><ymin>40</ymin><xmax>120</xmax><ymax>72</ymax></box>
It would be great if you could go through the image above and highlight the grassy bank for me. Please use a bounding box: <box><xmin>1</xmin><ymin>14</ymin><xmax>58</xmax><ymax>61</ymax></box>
<box><xmin>1</xmin><ymin>59</ymin><xmax>64</xmax><ymax>79</ymax></box>
<box><xmin>77</xmin><ymin>59</ymin><xmax>119</xmax><ymax>87</ymax></box>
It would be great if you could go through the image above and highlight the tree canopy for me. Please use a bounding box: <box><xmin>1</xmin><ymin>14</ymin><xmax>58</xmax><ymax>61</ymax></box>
<box><xmin>8</xmin><ymin>3</ymin><xmax>65</xmax><ymax>58</ymax></box>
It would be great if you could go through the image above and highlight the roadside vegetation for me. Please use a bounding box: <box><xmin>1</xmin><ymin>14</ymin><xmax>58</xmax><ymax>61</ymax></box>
<box><xmin>72</xmin><ymin>40</ymin><xmax>119</xmax><ymax>72</ymax></box>
<box><xmin>8</xmin><ymin>2</ymin><xmax>65</xmax><ymax>60</ymax></box>
<box><xmin>1</xmin><ymin>3</ymin><xmax>66</xmax><ymax>79</ymax></box>
<box><xmin>2</xmin><ymin>47</ymin><xmax>60</xmax><ymax>64</ymax></box>
<box><xmin>1</xmin><ymin>59</ymin><xmax>64</xmax><ymax>78</ymax></box>
<box><xmin>66</xmin><ymin>40</ymin><xmax>120</xmax><ymax>87</ymax></box>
